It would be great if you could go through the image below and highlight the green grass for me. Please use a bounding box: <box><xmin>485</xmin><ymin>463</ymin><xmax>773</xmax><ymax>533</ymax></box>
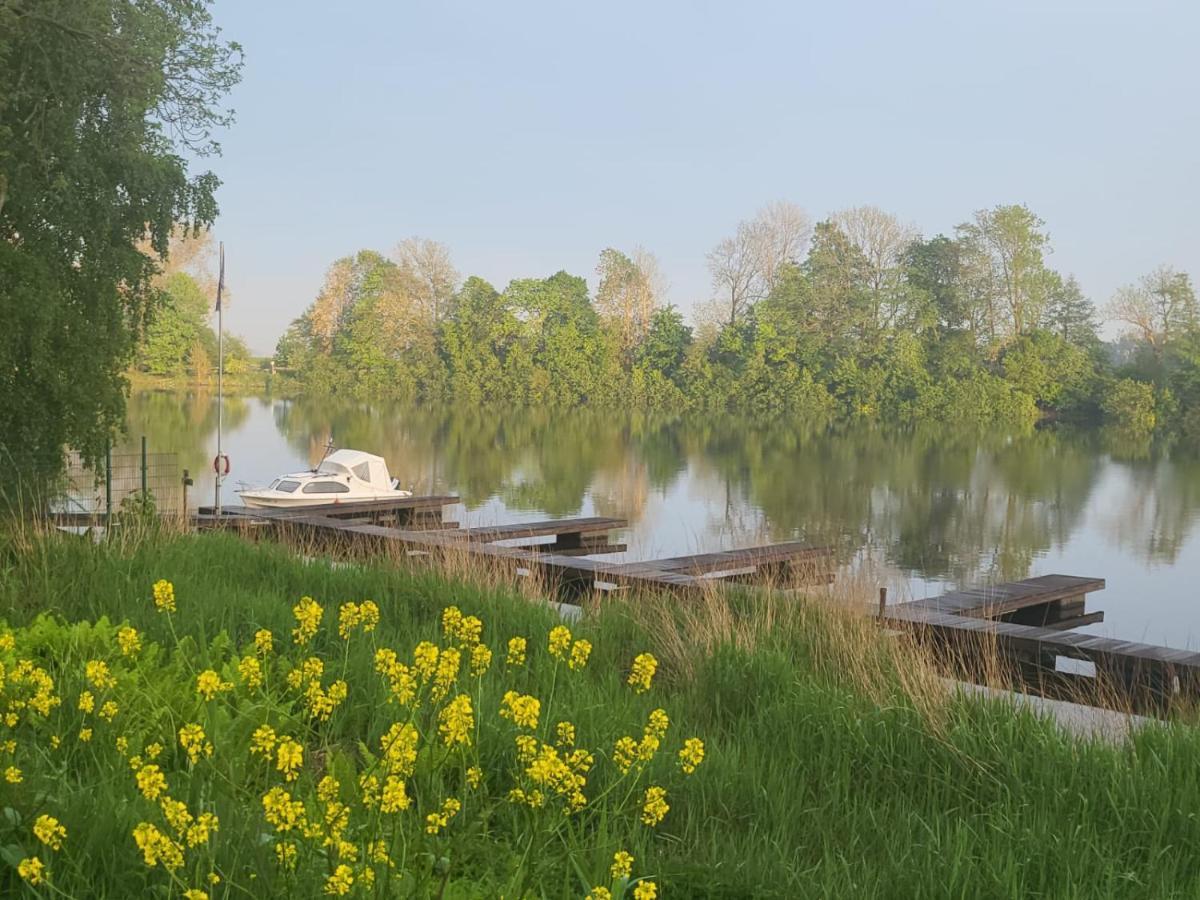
<box><xmin>3</xmin><ymin>530</ymin><xmax>1200</xmax><ymax>897</ymax></box>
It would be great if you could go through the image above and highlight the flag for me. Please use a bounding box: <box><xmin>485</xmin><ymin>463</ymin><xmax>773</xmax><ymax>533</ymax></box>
<box><xmin>214</xmin><ymin>242</ymin><xmax>225</xmax><ymax>312</ymax></box>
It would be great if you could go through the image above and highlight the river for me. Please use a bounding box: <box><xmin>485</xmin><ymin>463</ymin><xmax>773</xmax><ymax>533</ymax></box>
<box><xmin>121</xmin><ymin>388</ymin><xmax>1200</xmax><ymax>650</ymax></box>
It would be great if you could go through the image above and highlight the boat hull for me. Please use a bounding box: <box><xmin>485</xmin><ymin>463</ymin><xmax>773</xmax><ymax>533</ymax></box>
<box><xmin>238</xmin><ymin>490</ymin><xmax>412</xmax><ymax>509</ymax></box>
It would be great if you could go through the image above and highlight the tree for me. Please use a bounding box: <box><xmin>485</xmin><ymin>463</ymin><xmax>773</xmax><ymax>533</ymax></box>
<box><xmin>1106</xmin><ymin>266</ymin><xmax>1198</xmax><ymax>361</ymax></box>
<box><xmin>956</xmin><ymin>205</ymin><xmax>1051</xmax><ymax>342</ymax></box>
<box><xmin>704</xmin><ymin>201</ymin><xmax>811</xmax><ymax>326</ymax></box>
<box><xmin>0</xmin><ymin>0</ymin><xmax>241</xmax><ymax>483</ymax></box>
<box><xmin>392</xmin><ymin>237</ymin><xmax>459</xmax><ymax>323</ymax></box>
<box><xmin>594</xmin><ymin>247</ymin><xmax>666</xmax><ymax>357</ymax></box>
<box><xmin>635</xmin><ymin>306</ymin><xmax>692</xmax><ymax>381</ymax></box>
<box><xmin>1041</xmin><ymin>273</ymin><xmax>1099</xmax><ymax>349</ymax></box>
<box><xmin>832</xmin><ymin>206</ymin><xmax>919</xmax><ymax>333</ymax></box>
<box><xmin>138</xmin><ymin>273</ymin><xmax>211</xmax><ymax>375</ymax></box>
<box><xmin>903</xmin><ymin>235</ymin><xmax>968</xmax><ymax>331</ymax></box>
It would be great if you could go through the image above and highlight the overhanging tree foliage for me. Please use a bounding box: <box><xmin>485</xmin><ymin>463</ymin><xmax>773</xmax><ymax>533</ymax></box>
<box><xmin>0</xmin><ymin>0</ymin><xmax>241</xmax><ymax>484</ymax></box>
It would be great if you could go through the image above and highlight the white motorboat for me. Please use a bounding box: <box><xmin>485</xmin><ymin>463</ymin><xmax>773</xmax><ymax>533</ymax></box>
<box><xmin>237</xmin><ymin>449</ymin><xmax>412</xmax><ymax>509</ymax></box>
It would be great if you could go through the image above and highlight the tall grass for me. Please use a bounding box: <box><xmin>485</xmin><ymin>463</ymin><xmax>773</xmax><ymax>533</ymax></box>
<box><xmin>3</xmin><ymin>529</ymin><xmax>1200</xmax><ymax>897</ymax></box>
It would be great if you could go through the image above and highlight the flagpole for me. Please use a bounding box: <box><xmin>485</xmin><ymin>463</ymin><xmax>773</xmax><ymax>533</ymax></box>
<box><xmin>214</xmin><ymin>242</ymin><xmax>225</xmax><ymax>515</ymax></box>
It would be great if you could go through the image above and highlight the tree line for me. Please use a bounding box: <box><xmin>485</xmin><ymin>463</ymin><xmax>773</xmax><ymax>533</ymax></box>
<box><xmin>276</xmin><ymin>203</ymin><xmax>1200</xmax><ymax>436</ymax></box>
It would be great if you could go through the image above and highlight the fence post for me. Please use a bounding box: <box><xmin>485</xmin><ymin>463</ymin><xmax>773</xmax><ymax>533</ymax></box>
<box><xmin>104</xmin><ymin>438</ymin><xmax>113</xmax><ymax>531</ymax></box>
<box><xmin>140</xmin><ymin>435</ymin><xmax>148</xmax><ymax>510</ymax></box>
<box><xmin>877</xmin><ymin>586</ymin><xmax>888</xmax><ymax>620</ymax></box>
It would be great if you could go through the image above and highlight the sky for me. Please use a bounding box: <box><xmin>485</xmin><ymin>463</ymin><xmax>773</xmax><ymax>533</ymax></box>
<box><xmin>204</xmin><ymin>0</ymin><xmax>1200</xmax><ymax>354</ymax></box>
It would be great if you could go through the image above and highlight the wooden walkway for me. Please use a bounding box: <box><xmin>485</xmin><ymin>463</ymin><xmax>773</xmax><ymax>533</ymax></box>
<box><xmin>196</xmin><ymin>498</ymin><xmax>834</xmax><ymax>596</ymax></box>
<box><xmin>885</xmin><ymin>575</ymin><xmax>1200</xmax><ymax>706</ymax></box>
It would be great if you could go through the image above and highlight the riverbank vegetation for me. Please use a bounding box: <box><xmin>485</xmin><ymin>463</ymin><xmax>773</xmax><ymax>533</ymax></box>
<box><xmin>4</xmin><ymin>529</ymin><xmax>1200</xmax><ymax>896</ymax></box>
<box><xmin>276</xmin><ymin>206</ymin><xmax>1200</xmax><ymax>437</ymax></box>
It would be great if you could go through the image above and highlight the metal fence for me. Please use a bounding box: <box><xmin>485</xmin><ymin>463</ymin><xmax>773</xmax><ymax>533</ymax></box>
<box><xmin>57</xmin><ymin>439</ymin><xmax>183</xmax><ymax>519</ymax></box>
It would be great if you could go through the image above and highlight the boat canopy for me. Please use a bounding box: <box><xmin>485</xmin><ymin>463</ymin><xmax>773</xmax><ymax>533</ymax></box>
<box><xmin>318</xmin><ymin>449</ymin><xmax>391</xmax><ymax>489</ymax></box>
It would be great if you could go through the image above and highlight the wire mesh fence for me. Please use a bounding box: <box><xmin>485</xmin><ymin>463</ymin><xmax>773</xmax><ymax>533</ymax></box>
<box><xmin>55</xmin><ymin>444</ymin><xmax>184</xmax><ymax>518</ymax></box>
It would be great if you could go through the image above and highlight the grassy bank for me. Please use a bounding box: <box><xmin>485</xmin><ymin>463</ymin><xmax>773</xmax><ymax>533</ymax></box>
<box><xmin>3</xmin><ymin>531</ymin><xmax>1200</xmax><ymax>897</ymax></box>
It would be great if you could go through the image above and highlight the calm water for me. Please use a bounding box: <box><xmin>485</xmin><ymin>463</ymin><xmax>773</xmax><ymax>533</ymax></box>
<box><xmin>123</xmin><ymin>389</ymin><xmax>1200</xmax><ymax>650</ymax></box>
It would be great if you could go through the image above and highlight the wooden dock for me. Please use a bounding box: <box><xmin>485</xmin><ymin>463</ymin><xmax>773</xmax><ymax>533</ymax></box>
<box><xmin>195</xmin><ymin>497</ymin><xmax>834</xmax><ymax>596</ymax></box>
<box><xmin>885</xmin><ymin>575</ymin><xmax>1200</xmax><ymax>709</ymax></box>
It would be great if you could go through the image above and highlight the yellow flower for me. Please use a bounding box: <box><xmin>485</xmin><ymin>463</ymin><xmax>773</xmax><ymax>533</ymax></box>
<box><xmin>183</xmin><ymin>890</ymin><xmax>208</xmax><ymax>900</ymax></box>
<box><xmin>195</xmin><ymin>669</ymin><xmax>232</xmax><ymax>701</ymax></box>
<box><xmin>34</xmin><ymin>815</ymin><xmax>67</xmax><ymax>850</ymax></box>
<box><xmin>611</xmin><ymin>850</ymin><xmax>634</xmax><ymax>880</ymax></box>
<box><xmin>457</xmin><ymin>615</ymin><xmax>482</xmax><ymax>646</ymax></box>
<box><xmin>132</xmin><ymin>821</ymin><xmax>184</xmax><ymax>871</ymax></box>
<box><xmin>325</xmin><ymin>864</ymin><xmax>354</xmax><ymax>896</ymax></box>
<box><xmin>587</xmin><ymin>889</ymin><xmax>613</xmax><ymax>900</ymax></box>
<box><xmin>250</xmin><ymin>724</ymin><xmax>276</xmax><ymax>759</ymax></box>
<box><xmin>438</xmin><ymin>694</ymin><xmax>474</xmax><ymax>747</ymax></box>
<box><xmin>254</xmin><ymin>629</ymin><xmax>274</xmax><ymax>655</ymax></box>
<box><xmin>500</xmin><ymin>690</ymin><xmax>540</xmax><ymax>730</ymax></box>
<box><xmin>613</xmin><ymin>736</ymin><xmax>638</xmax><ymax>773</ymax></box>
<box><xmin>161</xmin><ymin>797</ymin><xmax>194</xmax><ymax>834</ymax></box>
<box><xmin>380</xmin><ymin>775</ymin><xmax>410</xmax><ymax>813</ymax></box>
<box><xmin>152</xmin><ymin>579</ymin><xmax>176</xmax><ymax>613</ymax></box>
<box><xmin>185</xmin><ymin>812</ymin><xmax>219</xmax><ymax>848</ymax></box>
<box><xmin>506</xmin><ymin>636</ymin><xmax>526</xmax><ymax>666</ymax></box>
<box><xmin>469</xmin><ymin>643</ymin><xmax>492</xmax><ymax>676</ymax></box>
<box><xmin>338</xmin><ymin>601</ymin><xmax>379</xmax><ymax>639</ymax></box>
<box><xmin>209</xmin><ymin>873</ymin><xmax>220</xmax><ymax>885</ymax></box>
<box><xmin>413</xmin><ymin>641</ymin><xmax>439</xmax><ymax>680</ymax></box>
<box><xmin>238</xmin><ymin>655</ymin><xmax>263</xmax><ymax>689</ymax></box>
<box><xmin>641</xmin><ymin>786</ymin><xmax>669</xmax><ymax>826</ymax></box>
<box><xmin>78</xmin><ymin>690</ymin><xmax>95</xmax><ymax>714</ymax></box>
<box><xmin>117</xmin><ymin>626</ymin><xmax>142</xmax><ymax>656</ymax></box>
<box><xmin>633</xmin><ymin>882</ymin><xmax>658</xmax><ymax>900</ymax></box>
<box><xmin>424</xmin><ymin>797</ymin><xmax>460</xmax><ymax>835</ymax></box>
<box><xmin>275</xmin><ymin>738</ymin><xmax>303</xmax><ymax>781</ymax></box>
<box><xmin>375</xmin><ymin>648</ymin><xmax>417</xmax><ymax>706</ymax></box>
<box><xmin>466</xmin><ymin>765</ymin><xmax>482</xmax><ymax>788</ymax></box>
<box><xmin>5</xmin><ymin>766</ymin><xmax>22</xmax><ymax>783</ymax></box>
<box><xmin>679</xmin><ymin>737</ymin><xmax>705</xmax><ymax>774</ymax></box>
<box><xmin>137</xmin><ymin>765</ymin><xmax>168</xmax><ymax>800</ymax></box>
<box><xmin>515</xmin><ymin>734</ymin><xmax>538</xmax><ymax>763</ymax></box>
<box><xmin>568</xmin><ymin>639</ymin><xmax>592</xmax><ymax>670</ymax></box>
<box><xmin>79</xmin><ymin>726</ymin><xmax>93</xmax><ymax>742</ymax></box>
<box><xmin>628</xmin><ymin>653</ymin><xmax>658</xmax><ymax>694</ymax></box>
<box><xmin>179</xmin><ymin>723</ymin><xmax>213</xmax><ymax>764</ymax></box>
<box><xmin>50</xmin><ymin>735</ymin><xmax>61</xmax><ymax>749</ymax></box>
<box><xmin>380</xmin><ymin>722</ymin><xmax>419</xmax><ymax>778</ymax></box>
<box><xmin>548</xmin><ymin>625</ymin><xmax>571</xmax><ymax>658</ymax></box>
<box><xmin>262</xmin><ymin>788</ymin><xmax>306</xmax><ymax>832</ymax></box>
<box><xmin>368</xmin><ymin>839</ymin><xmax>390</xmax><ymax>864</ymax></box>
<box><xmin>115</xmin><ymin>735</ymin><xmax>129</xmax><ymax>755</ymax></box>
<box><xmin>85</xmin><ymin>659</ymin><xmax>116</xmax><ymax>690</ymax></box>
<box><xmin>431</xmin><ymin>646</ymin><xmax>461</xmax><ymax>700</ymax></box>
<box><xmin>99</xmin><ymin>700</ymin><xmax>119</xmax><ymax>722</ymax></box>
<box><xmin>646</xmin><ymin>708</ymin><xmax>669</xmax><ymax>739</ymax></box>
<box><xmin>291</xmin><ymin>596</ymin><xmax>323</xmax><ymax>645</ymax></box>
<box><xmin>274</xmin><ymin>841</ymin><xmax>297</xmax><ymax>869</ymax></box>
<box><xmin>0</xmin><ymin>631</ymin><xmax>13</xmax><ymax>651</ymax></box>
<box><xmin>146</xmin><ymin>742</ymin><xmax>163</xmax><ymax>760</ymax></box>
<box><xmin>317</xmin><ymin>774</ymin><xmax>340</xmax><ymax>803</ymax></box>
<box><xmin>442</xmin><ymin>605</ymin><xmax>463</xmax><ymax>637</ymax></box>
<box><xmin>18</xmin><ymin>856</ymin><xmax>45</xmax><ymax>885</ymax></box>
<box><xmin>555</xmin><ymin>721</ymin><xmax>575</xmax><ymax>747</ymax></box>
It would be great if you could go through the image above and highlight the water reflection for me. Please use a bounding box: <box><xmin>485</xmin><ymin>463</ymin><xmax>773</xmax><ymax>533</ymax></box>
<box><xmin>124</xmin><ymin>390</ymin><xmax>1200</xmax><ymax>642</ymax></box>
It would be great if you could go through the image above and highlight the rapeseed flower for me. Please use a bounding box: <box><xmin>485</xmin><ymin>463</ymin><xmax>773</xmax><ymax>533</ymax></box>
<box><xmin>291</xmin><ymin>596</ymin><xmax>323</xmax><ymax>645</ymax></box>
<box><xmin>628</xmin><ymin>653</ymin><xmax>658</xmax><ymax>694</ymax></box>
<box><xmin>506</xmin><ymin>636</ymin><xmax>526</xmax><ymax>666</ymax></box>
<box><xmin>438</xmin><ymin>694</ymin><xmax>474</xmax><ymax>747</ymax></box>
<box><xmin>183</xmin><ymin>890</ymin><xmax>208</xmax><ymax>900</ymax></box>
<box><xmin>555</xmin><ymin>721</ymin><xmax>576</xmax><ymax>747</ymax></box>
<box><xmin>0</xmin><ymin>632</ymin><xmax>13</xmax><ymax>651</ymax></box>
<box><xmin>441</xmin><ymin>605</ymin><xmax>463</xmax><ymax>638</ymax></box>
<box><xmin>380</xmin><ymin>775</ymin><xmax>410</xmax><ymax>813</ymax></box>
<box><xmin>18</xmin><ymin>856</ymin><xmax>45</xmax><ymax>885</ymax></box>
<box><xmin>500</xmin><ymin>690</ymin><xmax>540</xmax><ymax>729</ymax></box>
<box><xmin>548</xmin><ymin>625</ymin><xmax>571</xmax><ymax>658</ymax></box>
<box><xmin>195</xmin><ymin>669</ymin><xmax>232</xmax><ymax>701</ymax></box>
<box><xmin>413</xmin><ymin>641</ymin><xmax>439</xmax><ymax>680</ymax></box>
<box><xmin>611</xmin><ymin>850</ymin><xmax>634</xmax><ymax>879</ymax></box>
<box><xmin>431</xmin><ymin>646</ymin><xmax>461</xmax><ymax>701</ymax></box>
<box><xmin>338</xmin><ymin>600</ymin><xmax>379</xmax><ymax>638</ymax></box>
<box><xmin>679</xmin><ymin>737</ymin><xmax>705</xmax><ymax>774</ymax></box>
<box><xmin>179</xmin><ymin>723</ymin><xmax>213</xmax><ymax>764</ymax></box>
<box><xmin>647</xmin><ymin>708</ymin><xmax>669</xmax><ymax>739</ymax></box>
<box><xmin>613</xmin><ymin>736</ymin><xmax>638</xmax><ymax>774</ymax></box>
<box><xmin>78</xmin><ymin>690</ymin><xmax>95</xmax><ymax>713</ymax></box>
<box><xmin>98</xmin><ymin>700</ymin><xmax>119</xmax><ymax>722</ymax></box>
<box><xmin>152</xmin><ymin>579</ymin><xmax>176</xmax><ymax>613</ymax></box>
<box><xmin>569</xmin><ymin>639</ymin><xmax>592</xmax><ymax>670</ymax></box>
<box><xmin>633</xmin><ymin>882</ymin><xmax>658</xmax><ymax>900</ymax></box>
<box><xmin>587</xmin><ymin>888</ymin><xmax>613</xmax><ymax>900</ymax></box>
<box><xmin>325</xmin><ymin>864</ymin><xmax>354</xmax><ymax>896</ymax></box>
<box><xmin>132</xmin><ymin>822</ymin><xmax>184</xmax><ymax>870</ymax></box>
<box><xmin>117</xmin><ymin>626</ymin><xmax>142</xmax><ymax>656</ymax></box>
<box><xmin>5</xmin><ymin>766</ymin><xmax>21</xmax><ymax>783</ymax></box>
<box><xmin>238</xmin><ymin>655</ymin><xmax>263</xmax><ymax>689</ymax></box>
<box><xmin>424</xmin><ymin>797</ymin><xmax>461</xmax><ymax>835</ymax></box>
<box><xmin>251</xmin><ymin>724</ymin><xmax>277</xmax><ymax>759</ymax></box>
<box><xmin>470</xmin><ymin>643</ymin><xmax>492</xmax><ymax>675</ymax></box>
<box><xmin>185</xmin><ymin>812</ymin><xmax>219</xmax><ymax>848</ymax></box>
<box><xmin>274</xmin><ymin>841</ymin><xmax>297</xmax><ymax>869</ymax></box>
<box><xmin>641</xmin><ymin>786</ymin><xmax>669</xmax><ymax>826</ymax></box>
<box><xmin>275</xmin><ymin>738</ymin><xmax>303</xmax><ymax>781</ymax></box>
<box><xmin>375</xmin><ymin>649</ymin><xmax>417</xmax><ymax>706</ymax></box>
<box><xmin>466</xmin><ymin>765</ymin><xmax>482</xmax><ymax>788</ymax></box>
<box><xmin>85</xmin><ymin>659</ymin><xmax>116</xmax><ymax>690</ymax></box>
<box><xmin>78</xmin><ymin>727</ymin><xmax>93</xmax><ymax>742</ymax></box>
<box><xmin>33</xmin><ymin>815</ymin><xmax>66</xmax><ymax>850</ymax></box>
<box><xmin>254</xmin><ymin>629</ymin><xmax>273</xmax><ymax>655</ymax></box>
<box><xmin>136</xmin><ymin>764</ymin><xmax>168</xmax><ymax>800</ymax></box>
<box><xmin>262</xmin><ymin>788</ymin><xmax>306</xmax><ymax>832</ymax></box>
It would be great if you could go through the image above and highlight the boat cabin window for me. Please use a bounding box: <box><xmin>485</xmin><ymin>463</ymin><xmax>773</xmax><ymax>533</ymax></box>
<box><xmin>269</xmin><ymin>479</ymin><xmax>280</xmax><ymax>490</ymax></box>
<box><xmin>302</xmin><ymin>481</ymin><xmax>350</xmax><ymax>494</ymax></box>
<box><xmin>352</xmin><ymin>462</ymin><xmax>371</xmax><ymax>481</ymax></box>
<box><xmin>276</xmin><ymin>480</ymin><xmax>300</xmax><ymax>493</ymax></box>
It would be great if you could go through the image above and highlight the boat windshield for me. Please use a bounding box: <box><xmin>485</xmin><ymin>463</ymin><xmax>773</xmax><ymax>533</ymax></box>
<box><xmin>276</xmin><ymin>480</ymin><xmax>300</xmax><ymax>493</ymax></box>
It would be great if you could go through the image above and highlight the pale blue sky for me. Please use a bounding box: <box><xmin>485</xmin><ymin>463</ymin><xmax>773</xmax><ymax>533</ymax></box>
<box><xmin>207</xmin><ymin>0</ymin><xmax>1200</xmax><ymax>353</ymax></box>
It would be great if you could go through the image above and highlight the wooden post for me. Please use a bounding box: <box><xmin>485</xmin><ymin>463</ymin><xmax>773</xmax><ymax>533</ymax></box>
<box><xmin>877</xmin><ymin>586</ymin><xmax>888</xmax><ymax>620</ymax></box>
